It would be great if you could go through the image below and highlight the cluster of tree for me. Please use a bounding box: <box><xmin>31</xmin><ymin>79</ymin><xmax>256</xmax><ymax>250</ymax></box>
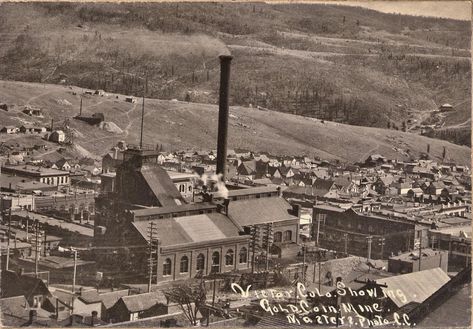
<box><xmin>423</xmin><ymin>128</ymin><xmax>471</xmax><ymax>147</ymax></box>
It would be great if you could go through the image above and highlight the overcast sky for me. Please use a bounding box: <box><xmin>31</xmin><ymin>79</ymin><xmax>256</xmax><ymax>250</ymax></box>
<box><xmin>319</xmin><ymin>1</ymin><xmax>471</xmax><ymax>21</ymax></box>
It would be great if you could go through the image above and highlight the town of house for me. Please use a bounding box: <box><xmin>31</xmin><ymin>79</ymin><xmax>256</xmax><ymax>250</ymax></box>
<box><xmin>1</xmin><ymin>140</ymin><xmax>470</xmax><ymax>327</ymax></box>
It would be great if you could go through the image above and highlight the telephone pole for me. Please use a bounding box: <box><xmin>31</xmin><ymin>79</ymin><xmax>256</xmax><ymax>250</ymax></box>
<box><xmin>264</xmin><ymin>223</ymin><xmax>273</xmax><ymax>271</ymax></box>
<box><xmin>6</xmin><ymin>207</ymin><xmax>11</xmax><ymax>270</ymax></box>
<box><xmin>343</xmin><ymin>233</ymin><xmax>348</xmax><ymax>256</ymax></box>
<box><xmin>72</xmin><ymin>249</ymin><xmax>77</xmax><ymax>294</ymax></box>
<box><xmin>147</xmin><ymin>222</ymin><xmax>158</xmax><ymax>292</ymax></box>
<box><xmin>32</xmin><ymin>220</ymin><xmax>42</xmax><ymax>277</ymax></box>
<box><xmin>366</xmin><ymin>236</ymin><xmax>373</xmax><ymax>260</ymax></box>
<box><xmin>418</xmin><ymin>230</ymin><xmax>423</xmax><ymax>271</ymax></box>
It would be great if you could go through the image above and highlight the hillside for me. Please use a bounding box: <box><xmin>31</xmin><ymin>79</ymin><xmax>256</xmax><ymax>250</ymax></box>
<box><xmin>0</xmin><ymin>80</ymin><xmax>470</xmax><ymax>166</ymax></box>
<box><xmin>0</xmin><ymin>2</ymin><xmax>470</xmax><ymax>141</ymax></box>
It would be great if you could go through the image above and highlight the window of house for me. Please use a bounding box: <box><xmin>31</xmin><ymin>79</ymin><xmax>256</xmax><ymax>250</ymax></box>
<box><xmin>239</xmin><ymin>247</ymin><xmax>248</xmax><ymax>263</ymax></box>
<box><xmin>180</xmin><ymin>256</ymin><xmax>189</xmax><ymax>273</ymax></box>
<box><xmin>225</xmin><ymin>249</ymin><xmax>234</xmax><ymax>266</ymax></box>
<box><xmin>274</xmin><ymin>232</ymin><xmax>282</xmax><ymax>243</ymax></box>
<box><xmin>196</xmin><ymin>254</ymin><xmax>205</xmax><ymax>271</ymax></box>
<box><xmin>368</xmin><ymin>225</ymin><xmax>375</xmax><ymax>233</ymax></box>
<box><xmin>163</xmin><ymin>258</ymin><xmax>172</xmax><ymax>276</ymax></box>
<box><xmin>283</xmin><ymin>230</ymin><xmax>292</xmax><ymax>242</ymax></box>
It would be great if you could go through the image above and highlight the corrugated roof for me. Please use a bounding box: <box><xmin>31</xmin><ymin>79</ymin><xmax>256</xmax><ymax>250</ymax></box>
<box><xmin>132</xmin><ymin>213</ymin><xmax>241</xmax><ymax>247</ymax></box>
<box><xmin>376</xmin><ymin>268</ymin><xmax>450</xmax><ymax>308</ymax></box>
<box><xmin>227</xmin><ymin>197</ymin><xmax>297</xmax><ymax>226</ymax></box>
<box><xmin>140</xmin><ymin>165</ymin><xmax>184</xmax><ymax>207</ymax></box>
<box><xmin>175</xmin><ymin>214</ymin><xmax>226</xmax><ymax>242</ymax></box>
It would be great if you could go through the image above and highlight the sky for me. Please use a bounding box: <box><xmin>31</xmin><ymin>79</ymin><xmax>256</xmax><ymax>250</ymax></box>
<box><xmin>316</xmin><ymin>1</ymin><xmax>471</xmax><ymax>21</ymax></box>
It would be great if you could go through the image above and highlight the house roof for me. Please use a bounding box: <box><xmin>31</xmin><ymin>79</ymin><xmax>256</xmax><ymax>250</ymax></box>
<box><xmin>1</xmin><ymin>270</ymin><xmax>51</xmax><ymax>301</ymax></box>
<box><xmin>227</xmin><ymin>197</ymin><xmax>297</xmax><ymax>226</ymax></box>
<box><xmin>313</xmin><ymin>179</ymin><xmax>335</xmax><ymax>191</ymax></box>
<box><xmin>119</xmin><ymin>291</ymin><xmax>167</xmax><ymax>313</ymax></box>
<box><xmin>376</xmin><ymin>268</ymin><xmax>450</xmax><ymax>308</ymax></box>
<box><xmin>79</xmin><ymin>289</ymin><xmax>130</xmax><ymax>309</ymax></box>
<box><xmin>0</xmin><ymin>295</ymin><xmax>30</xmax><ymax>327</ymax></box>
<box><xmin>334</xmin><ymin>177</ymin><xmax>353</xmax><ymax>189</ymax></box>
<box><xmin>139</xmin><ymin>165</ymin><xmax>185</xmax><ymax>207</ymax></box>
<box><xmin>132</xmin><ymin>212</ymin><xmax>242</xmax><ymax>247</ymax></box>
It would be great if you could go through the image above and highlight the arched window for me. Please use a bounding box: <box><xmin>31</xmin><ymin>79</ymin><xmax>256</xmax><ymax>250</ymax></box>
<box><xmin>188</xmin><ymin>185</ymin><xmax>192</xmax><ymax>192</ymax></box>
<box><xmin>163</xmin><ymin>258</ymin><xmax>172</xmax><ymax>276</ymax></box>
<box><xmin>239</xmin><ymin>247</ymin><xmax>247</xmax><ymax>264</ymax></box>
<box><xmin>274</xmin><ymin>232</ymin><xmax>282</xmax><ymax>243</ymax></box>
<box><xmin>283</xmin><ymin>230</ymin><xmax>292</xmax><ymax>242</ymax></box>
<box><xmin>180</xmin><ymin>256</ymin><xmax>189</xmax><ymax>273</ymax></box>
<box><xmin>196</xmin><ymin>253</ymin><xmax>205</xmax><ymax>271</ymax></box>
<box><xmin>211</xmin><ymin>251</ymin><xmax>220</xmax><ymax>273</ymax></box>
<box><xmin>225</xmin><ymin>249</ymin><xmax>234</xmax><ymax>266</ymax></box>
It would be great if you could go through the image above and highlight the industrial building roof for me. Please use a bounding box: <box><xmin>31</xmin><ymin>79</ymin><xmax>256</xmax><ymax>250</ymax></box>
<box><xmin>227</xmin><ymin>197</ymin><xmax>297</xmax><ymax>226</ymax></box>
<box><xmin>140</xmin><ymin>165</ymin><xmax>185</xmax><ymax>207</ymax></box>
<box><xmin>132</xmin><ymin>212</ymin><xmax>242</xmax><ymax>247</ymax></box>
<box><xmin>376</xmin><ymin>268</ymin><xmax>450</xmax><ymax>308</ymax></box>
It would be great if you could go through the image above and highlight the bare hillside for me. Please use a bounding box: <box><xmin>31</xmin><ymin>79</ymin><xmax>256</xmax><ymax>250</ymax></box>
<box><xmin>0</xmin><ymin>81</ymin><xmax>470</xmax><ymax>166</ymax></box>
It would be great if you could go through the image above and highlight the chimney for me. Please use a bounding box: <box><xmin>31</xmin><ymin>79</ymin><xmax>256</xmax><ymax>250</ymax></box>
<box><xmin>223</xmin><ymin>198</ymin><xmax>230</xmax><ymax>216</ymax></box>
<box><xmin>50</xmin><ymin>119</ymin><xmax>54</xmax><ymax>132</ymax></box>
<box><xmin>292</xmin><ymin>204</ymin><xmax>301</xmax><ymax>218</ymax></box>
<box><xmin>216</xmin><ymin>55</ymin><xmax>233</xmax><ymax>181</ymax></box>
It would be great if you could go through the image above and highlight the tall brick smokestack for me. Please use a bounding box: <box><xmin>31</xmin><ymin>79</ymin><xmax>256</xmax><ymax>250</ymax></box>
<box><xmin>216</xmin><ymin>55</ymin><xmax>233</xmax><ymax>180</ymax></box>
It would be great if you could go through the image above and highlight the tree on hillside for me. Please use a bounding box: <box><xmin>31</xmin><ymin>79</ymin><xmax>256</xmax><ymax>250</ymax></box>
<box><xmin>427</xmin><ymin>143</ymin><xmax>430</xmax><ymax>154</ymax></box>
<box><xmin>442</xmin><ymin>146</ymin><xmax>447</xmax><ymax>161</ymax></box>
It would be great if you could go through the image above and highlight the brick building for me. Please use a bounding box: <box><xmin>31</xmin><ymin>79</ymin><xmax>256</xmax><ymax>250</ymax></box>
<box><xmin>312</xmin><ymin>204</ymin><xmax>429</xmax><ymax>259</ymax></box>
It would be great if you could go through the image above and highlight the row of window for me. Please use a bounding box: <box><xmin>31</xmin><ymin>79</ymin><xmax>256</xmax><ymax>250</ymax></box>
<box><xmin>177</xmin><ymin>184</ymin><xmax>193</xmax><ymax>193</ymax></box>
<box><xmin>273</xmin><ymin>230</ymin><xmax>292</xmax><ymax>243</ymax></box>
<box><xmin>163</xmin><ymin>248</ymin><xmax>248</xmax><ymax>276</ymax></box>
<box><xmin>41</xmin><ymin>176</ymin><xmax>69</xmax><ymax>185</ymax></box>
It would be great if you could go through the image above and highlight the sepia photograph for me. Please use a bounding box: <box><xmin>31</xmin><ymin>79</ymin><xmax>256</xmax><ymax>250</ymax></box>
<box><xmin>0</xmin><ymin>1</ymin><xmax>471</xmax><ymax>328</ymax></box>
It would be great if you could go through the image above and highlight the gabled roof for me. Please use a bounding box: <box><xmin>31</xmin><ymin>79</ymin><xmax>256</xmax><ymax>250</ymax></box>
<box><xmin>313</xmin><ymin>179</ymin><xmax>335</xmax><ymax>191</ymax></box>
<box><xmin>132</xmin><ymin>212</ymin><xmax>242</xmax><ymax>247</ymax></box>
<box><xmin>376</xmin><ymin>268</ymin><xmax>450</xmax><ymax>308</ymax></box>
<box><xmin>79</xmin><ymin>289</ymin><xmax>130</xmax><ymax>309</ymax></box>
<box><xmin>227</xmin><ymin>197</ymin><xmax>297</xmax><ymax>226</ymax></box>
<box><xmin>1</xmin><ymin>270</ymin><xmax>51</xmax><ymax>302</ymax></box>
<box><xmin>119</xmin><ymin>292</ymin><xmax>167</xmax><ymax>313</ymax></box>
<box><xmin>139</xmin><ymin>165</ymin><xmax>185</xmax><ymax>207</ymax></box>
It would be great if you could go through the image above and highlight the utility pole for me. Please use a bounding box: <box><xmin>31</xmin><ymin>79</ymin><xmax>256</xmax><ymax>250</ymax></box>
<box><xmin>250</xmin><ymin>226</ymin><xmax>259</xmax><ymax>273</ymax></box>
<box><xmin>265</xmin><ymin>223</ymin><xmax>273</xmax><ymax>271</ymax></box>
<box><xmin>366</xmin><ymin>236</ymin><xmax>373</xmax><ymax>260</ymax></box>
<box><xmin>418</xmin><ymin>230</ymin><xmax>423</xmax><ymax>271</ymax></box>
<box><xmin>315</xmin><ymin>214</ymin><xmax>322</xmax><ymax>246</ymax></box>
<box><xmin>72</xmin><ymin>249</ymin><xmax>77</xmax><ymax>294</ymax></box>
<box><xmin>33</xmin><ymin>220</ymin><xmax>42</xmax><ymax>277</ymax></box>
<box><xmin>139</xmin><ymin>76</ymin><xmax>147</xmax><ymax>150</ymax></box>
<box><xmin>302</xmin><ymin>244</ymin><xmax>306</xmax><ymax>283</ymax></box>
<box><xmin>343</xmin><ymin>233</ymin><xmax>348</xmax><ymax>256</ymax></box>
<box><xmin>147</xmin><ymin>222</ymin><xmax>157</xmax><ymax>292</ymax></box>
<box><xmin>6</xmin><ymin>207</ymin><xmax>11</xmax><ymax>270</ymax></box>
